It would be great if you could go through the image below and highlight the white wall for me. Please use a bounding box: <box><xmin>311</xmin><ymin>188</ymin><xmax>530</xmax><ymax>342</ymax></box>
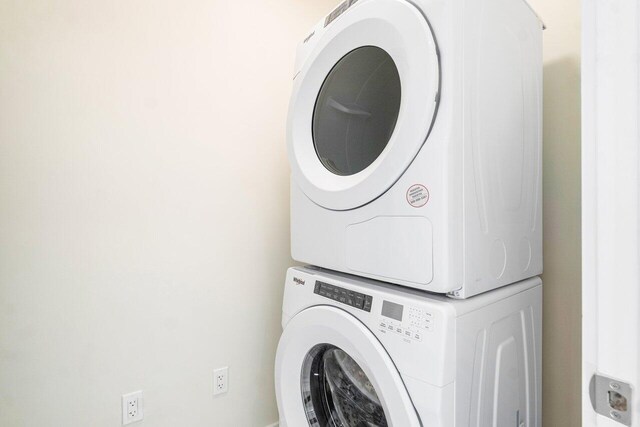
<box><xmin>527</xmin><ymin>0</ymin><xmax>582</xmax><ymax>426</ymax></box>
<box><xmin>0</xmin><ymin>0</ymin><xmax>336</xmax><ymax>425</ymax></box>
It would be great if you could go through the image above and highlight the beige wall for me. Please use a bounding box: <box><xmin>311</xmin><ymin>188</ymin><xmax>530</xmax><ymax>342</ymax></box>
<box><xmin>527</xmin><ymin>0</ymin><xmax>582</xmax><ymax>426</ymax></box>
<box><xmin>0</xmin><ymin>1</ymin><xmax>335</xmax><ymax>426</ymax></box>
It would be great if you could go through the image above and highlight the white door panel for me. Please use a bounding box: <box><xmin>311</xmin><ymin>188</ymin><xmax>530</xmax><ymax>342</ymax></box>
<box><xmin>582</xmin><ymin>0</ymin><xmax>640</xmax><ymax>425</ymax></box>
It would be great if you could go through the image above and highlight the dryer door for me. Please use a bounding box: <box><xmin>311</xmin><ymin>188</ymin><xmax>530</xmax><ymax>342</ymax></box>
<box><xmin>287</xmin><ymin>0</ymin><xmax>439</xmax><ymax>211</ymax></box>
<box><xmin>275</xmin><ymin>306</ymin><xmax>421</xmax><ymax>427</ymax></box>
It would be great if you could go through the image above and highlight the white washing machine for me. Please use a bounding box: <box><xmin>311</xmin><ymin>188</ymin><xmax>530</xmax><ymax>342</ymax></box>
<box><xmin>288</xmin><ymin>0</ymin><xmax>544</xmax><ymax>298</ymax></box>
<box><xmin>275</xmin><ymin>266</ymin><xmax>542</xmax><ymax>426</ymax></box>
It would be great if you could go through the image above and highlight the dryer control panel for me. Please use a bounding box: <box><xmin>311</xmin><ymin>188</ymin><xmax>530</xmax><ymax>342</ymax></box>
<box><xmin>378</xmin><ymin>301</ymin><xmax>434</xmax><ymax>342</ymax></box>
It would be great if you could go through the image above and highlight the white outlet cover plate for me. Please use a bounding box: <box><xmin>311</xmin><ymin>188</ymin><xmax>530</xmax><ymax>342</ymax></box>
<box><xmin>213</xmin><ymin>367</ymin><xmax>228</xmax><ymax>395</ymax></box>
<box><xmin>122</xmin><ymin>390</ymin><xmax>144</xmax><ymax>425</ymax></box>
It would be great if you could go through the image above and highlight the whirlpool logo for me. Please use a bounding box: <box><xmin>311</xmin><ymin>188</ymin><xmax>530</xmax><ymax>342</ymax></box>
<box><xmin>293</xmin><ymin>277</ymin><xmax>306</xmax><ymax>286</ymax></box>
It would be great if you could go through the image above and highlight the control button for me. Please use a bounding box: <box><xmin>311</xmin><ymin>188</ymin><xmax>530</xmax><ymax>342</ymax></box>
<box><xmin>354</xmin><ymin>294</ymin><xmax>365</xmax><ymax>309</ymax></box>
<box><xmin>380</xmin><ymin>322</ymin><xmax>387</xmax><ymax>329</ymax></box>
<box><xmin>363</xmin><ymin>296</ymin><xmax>373</xmax><ymax>312</ymax></box>
<box><xmin>413</xmin><ymin>332</ymin><xmax>422</xmax><ymax>341</ymax></box>
<box><xmin>314</xmin><ymin>282</ymin><xmax>321</xmax><ymax>293</ymax></box>
<box><xmin>396</xmin><ymin>327</ymin><xmax>403</xmax><ymax>334</ymax></box>
<box><xmin>387</xmin><ymin>325</ymin><xmax>394</xmax><ymax>331</ymax></box>
<box><xmin>346</xmin><ymin>291</ymin><xmax>355</xmax><ymax>306</ymax></box>
<box><xmin>404</xmin><ymin>330</ymin><xmax>412</xmax><ymax>337</ymax></box>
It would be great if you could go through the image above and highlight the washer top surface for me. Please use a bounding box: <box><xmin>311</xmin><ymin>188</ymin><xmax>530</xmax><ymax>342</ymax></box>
<box><xmin>285</xmin><ymin>266</ymin><xmax>542</xmax><ymax>318</ymax></box>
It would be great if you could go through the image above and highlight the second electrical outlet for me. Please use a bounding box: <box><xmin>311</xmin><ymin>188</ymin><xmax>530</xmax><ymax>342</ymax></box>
<box><xmin>213</xmin><ymin>367</ymin><xmax>228</xmax><ymax>395</ymax></box>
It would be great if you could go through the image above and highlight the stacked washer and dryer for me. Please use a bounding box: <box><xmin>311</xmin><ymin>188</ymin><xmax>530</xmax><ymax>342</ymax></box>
<box><xmin>275</xmin><ymin>0</ymin><xmax>544</xmax><ymax>425</ymax></box>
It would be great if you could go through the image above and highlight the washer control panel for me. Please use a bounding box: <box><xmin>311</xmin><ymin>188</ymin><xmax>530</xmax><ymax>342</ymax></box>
<box><xmin>314</xmin><ymin>281</ymin><xmax>373</xmax><ymax>312</ymax></box>
<box><xmin>407</xmin><ymin>306</ymin><xmax>434</xmax><ymax>331</ymax></box>
<box><xmin>378</xmin><ymin>301</ymin><xmax>434</xmax><ymax>342</ymax></box>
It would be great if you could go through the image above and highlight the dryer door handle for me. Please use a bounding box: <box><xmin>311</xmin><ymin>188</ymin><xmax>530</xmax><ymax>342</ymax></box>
<box><xmin>326</xmin><ymin>97</ymin><xmax>371</xmax><ymax>119</ymax></box>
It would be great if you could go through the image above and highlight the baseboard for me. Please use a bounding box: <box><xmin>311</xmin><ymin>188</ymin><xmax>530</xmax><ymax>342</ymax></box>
<box><xmin>265</xmin><ymin>422</ymin><xmax>279</xmax><ymax>427</ymax></box>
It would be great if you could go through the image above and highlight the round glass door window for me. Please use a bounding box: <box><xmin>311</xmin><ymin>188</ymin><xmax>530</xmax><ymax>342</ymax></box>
<box><xmin>301</xmin><ymin>344</ymin><xmax>388</xmax><ymax>426</ymax></box>
<box><xmin>312</xmin><ymin>46</ymin><xmax>402</xmax><ymax>176</ymax></box>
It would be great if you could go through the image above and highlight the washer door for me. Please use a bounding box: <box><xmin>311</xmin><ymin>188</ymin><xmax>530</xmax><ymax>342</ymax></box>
<box><xmin>287</xmin><ymin>0</ymin><xmax>439</xmax><ymax>211</ymax></box>
<box><xmin>275</xmin><ymin>306</ymin><xmax>421</xmax><ymax>426</ymax></box>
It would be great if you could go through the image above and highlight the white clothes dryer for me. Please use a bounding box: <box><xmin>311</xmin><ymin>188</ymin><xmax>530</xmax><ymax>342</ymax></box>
<box><xmin>275</xmin><ymin>266</ymin><xmax>542</xmax><ymax>427</ymax></box>
<box><xmin>288</xmin><ymin>0</ymin><xmax>544</xmax><ymax>298</ymax></box>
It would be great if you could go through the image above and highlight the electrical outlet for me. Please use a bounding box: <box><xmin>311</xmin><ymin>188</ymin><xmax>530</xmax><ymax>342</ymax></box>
<box><xmin>213</xmin><ymin>367</ymin><xmax>228</xmax><ymax>395</ymax></box>
<box><xmin>122</xmin><ymin>390</ymin><xmax>144</xmax><ymax>425</ymax></box>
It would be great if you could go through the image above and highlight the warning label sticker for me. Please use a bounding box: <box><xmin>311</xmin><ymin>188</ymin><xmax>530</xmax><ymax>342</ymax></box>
<box><xmin>406</xmin><ymin>184</ymin><xmax>430</xmax><ymax>208</ymax></box>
